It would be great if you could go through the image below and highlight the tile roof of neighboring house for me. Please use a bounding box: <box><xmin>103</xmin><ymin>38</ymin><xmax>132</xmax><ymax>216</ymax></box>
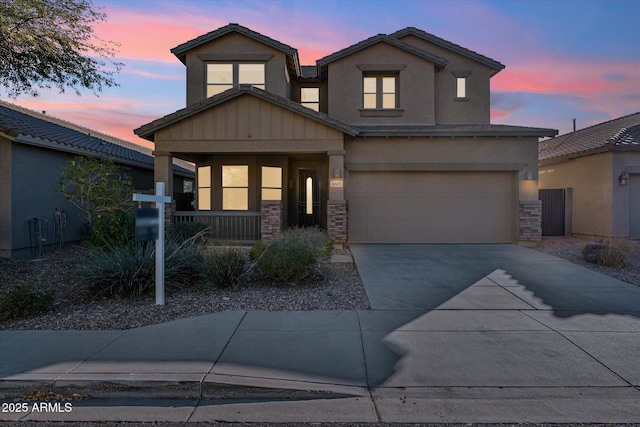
<box><xmin>0</xmin><ymin>101</ymin><xmax>193</xmax><ymax>175</ymax></box>
<box><xmin>356</xmin><ymin>124</ymin><xmax>557</xmax><ymax>138</ymax></box>
<box><xmin>317</xmin><ymin>34</ymin><xmax>448</xmax><ymax>69</ymax></box>
<box><xmin>389</xmin><ymin>27</ymin><xmax>505</xmax><ymax>75</ymax></box>
<box><xmin>134</xmin><ymin>84</ymin><xmax>360</xmax><ymax>140</ymax></box>
<box><xmin>539</xmin><ymin>112</ymin><xmax>640</xmax><ymax>163</ymax></box>
<box><xmin>170</xmin><ymin>23</ymin><xmax>301</xmax><ymax>76</ymax></box>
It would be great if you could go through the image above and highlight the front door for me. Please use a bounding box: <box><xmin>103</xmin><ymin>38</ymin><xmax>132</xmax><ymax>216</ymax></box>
<box><xmin>298</xmin><ymin>169</ymin><xmax>321</xmax><ymax>227</ymax></box>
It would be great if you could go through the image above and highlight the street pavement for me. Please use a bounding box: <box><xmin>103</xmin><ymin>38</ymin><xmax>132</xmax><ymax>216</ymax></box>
<box><xmin>1</xmin><ymin>244</ymin><xmax>639</xmax><ymax>424</ymax></box>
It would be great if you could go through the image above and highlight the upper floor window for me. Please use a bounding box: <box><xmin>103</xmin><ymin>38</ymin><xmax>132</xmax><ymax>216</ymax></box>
<box><xmin>452</xmin><ymin>70</ymin><xmax>471</xmax><ymax>101</ymax></box>
<box><xmin>456</xmin><ymin>77</ymin><xmax>466</xmax><ymax>98</ymax></box>
<box><xmin>363</xmin><ymin>75</ymin><xmax>397</xmax><ymax>109</ymax></box>
<box><xmin>207</xmin><ymin>63</ymin><xmax>265</xmax><ymax>97</ymax></box>
<box><xmin>301</xmin><ymin>87</ymin><xmax>319</xmax><ymax>111</ymax></box>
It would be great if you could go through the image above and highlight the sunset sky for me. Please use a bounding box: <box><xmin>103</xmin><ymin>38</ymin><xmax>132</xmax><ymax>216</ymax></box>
<box><xmin>4</xmin><ymin>0</ymin><xmax>639</xmax><ymax>149</ymax></box>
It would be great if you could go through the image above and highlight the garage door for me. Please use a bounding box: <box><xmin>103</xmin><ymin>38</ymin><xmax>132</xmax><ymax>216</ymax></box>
<box><xmin>348</xmin><ymin>171</ymin><xmax>515</xmax><ymax>243</ymax></box>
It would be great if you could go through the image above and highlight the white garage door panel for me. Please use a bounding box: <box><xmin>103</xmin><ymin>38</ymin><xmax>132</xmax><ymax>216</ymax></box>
<box><xmin>348</xmin><ymin>171</ymin><xmax>515</xmax><ymax>243</ymax></box>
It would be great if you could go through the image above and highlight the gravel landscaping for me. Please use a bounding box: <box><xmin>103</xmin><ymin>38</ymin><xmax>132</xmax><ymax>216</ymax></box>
<box><xmin>0</xmin><ymin>245</ymin><xmax>369</xmax><ymax>330</ymax></box>
<box><xmin>1</xmin><ymin>237</ymin><xmax>638</xmax><ymax>331</ymax></box>
<box><xmin>532</xmin><ymin>237</ymin><xmax>640</xmax><ymax>288</ymax></box>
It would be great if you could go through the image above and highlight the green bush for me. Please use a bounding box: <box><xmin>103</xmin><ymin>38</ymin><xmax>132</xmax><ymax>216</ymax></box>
<box><xmin>201</xmin><ymin>247</ymin><xmax>249</xmax><ymax>289</ymax></box>
<box><xmin>250</xmin><ymin>227</ymin><xmax>333</xmax><ymax>285</ymax></box>
<box><xmin>81</xmin><ymin>235</ymin><xmax>204</xmax><ymax>298</ymax></box>
<box><xmin>582</xmin><ymin>239</ymin><xmax>633</xmax><ymax>268</ymax></box>
<box><xmin>0</xmin><ymin>282</ymin><xmax>54</xmax><ymax>320</ymax></box>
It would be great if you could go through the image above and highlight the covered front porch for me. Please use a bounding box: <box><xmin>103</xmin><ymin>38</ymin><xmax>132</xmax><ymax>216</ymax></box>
<box><xmin>134</xmin><ymin>86</ymin><xmax>356</xmax><ymax>244</ymax></box>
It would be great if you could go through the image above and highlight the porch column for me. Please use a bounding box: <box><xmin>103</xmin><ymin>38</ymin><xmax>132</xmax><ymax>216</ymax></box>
<box><xmin>261</xmin><ymin>200</ymin><xmax>282</xmax><ymax>241</ymax></box>
<box><xmin>328</xmin><ymin>150</ymin><xmax>347</xmax><ymax>244</ymax></box>
<box><xmin>154</xmin><ymin>152</ymin><xmax>174</xmax><ymax>229</ymax></box>
<box><xmin>519</xmin><ymin>200</ymin><xmax>542</xmax><ymax>243</ymax></box>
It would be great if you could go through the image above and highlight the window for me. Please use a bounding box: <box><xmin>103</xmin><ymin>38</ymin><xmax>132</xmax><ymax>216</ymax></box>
<box><xmin>222</xmin><ymin>165</ymin><xmax>248</xmax><ymax>210</ymax></box>
<box><xmin>238</xmin><ymin>63</ymin><xmax>265</xmax><ymax>89</ymax></box>
<box><xmin>197</xmin><ymin>166</ymin><xmax>211</xmax><ymax>210</ymax></box>
<box><xmin>261</xmin><ymin>166</ymin><xmax>282</xmax><ymax>200</ymax></box>
<box><xmin>207</xmin><ymin>63</ymin><xmax>265</xmax><ymax>97</ymax></box>
<box><xmin>301</xmin><ymin>87</ymin><xmax>319</xmax><ymax>111</ymax></box>
<box><xmin>456</xmin><ymin>77</ymin><xmax>466</xmax><ymax>98</ymax></box>
<box><xmin>452</xmin><ymin>70</ymin><xmax>471</xmax><ymax>100</ymax></box>
<box><xmin>363</xmin><ymin>75</ymin><xmax>397</xmax><ymax>109</ymax></box>
<box><xmin>207</xmin><ymin>64</ymin><xmax>233</xmax><ymax>97</ymax></box>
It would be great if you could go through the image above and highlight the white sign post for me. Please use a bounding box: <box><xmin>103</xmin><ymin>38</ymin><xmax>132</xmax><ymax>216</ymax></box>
<box><xmin>133</xmin><ymin>182</ymin><xmax>172</xmax><ymax>305</ymax></box>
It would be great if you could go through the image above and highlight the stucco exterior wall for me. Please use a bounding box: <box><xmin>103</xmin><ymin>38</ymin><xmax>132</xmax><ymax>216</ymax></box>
<box><xmin>396</xmin><ymin>34</ymin><xmax>493</xmax><ymax>124</ymax></box>
<box><xmin>345</xmin><ymin>135</ymin><xmax>537</xmax><ymax>176</ymax></box>
<box><xmin>0</xmin><ymin>136</ymin><xmax>12</xmax><ymax>257</ymax></box>
<box><xmin>612</xmin><ymin>151</ymin><xmax>640</xmax><ymax>237</ymax></box>
<box><xmin>326</xmin><ymin>43</ymin><xmax>436</xmax><ymax>125</ymax></box>
<box><xmin>539</xmin><ymin>153</ymin><xmax>613</xmax><ymax>238</ymax></box>
<box><xmin>10</xmin><ymin>144</ymin><xmax>85</xmax><ymax>257</ymax></box>
<box><xmin>184</xmin><ymin>32</ymin><xmax>289</xmax><ymax>107</ymax></box>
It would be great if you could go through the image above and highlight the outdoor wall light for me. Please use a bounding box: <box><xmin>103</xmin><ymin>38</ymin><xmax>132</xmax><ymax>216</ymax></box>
<box><xmin>333</xmin><ymin>168</ymin><xmax>343</xmax><ymax>179</ymax></box>
<box><xmin>525</xmin><ymin>171</ymin><xmax>534</xmax><ymax>180</ymax></box>
<box><xmin>619</xmin><ymin>171</ymin><xmax>628</xmax><ymax>185</ymax></box>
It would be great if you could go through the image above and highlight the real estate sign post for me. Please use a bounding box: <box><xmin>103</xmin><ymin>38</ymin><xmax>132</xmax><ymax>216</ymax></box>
<box><xmin>133</xmin><ymin>182</ymin><xmax>171</xmax><ymax>305</ymax></box>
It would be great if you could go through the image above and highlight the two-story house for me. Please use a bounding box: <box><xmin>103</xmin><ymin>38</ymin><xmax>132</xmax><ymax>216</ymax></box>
<box><xmin>135</xmin><ymin>23</ymin><xmax>557</xmax><ymax>244</ymax></box>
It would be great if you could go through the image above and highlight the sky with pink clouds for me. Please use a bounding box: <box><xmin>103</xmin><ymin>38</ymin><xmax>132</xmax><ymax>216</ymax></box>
<box><xmin>3</xmin><ymin>0</ymin><xmax>639</xmax><ymax>149</ymax></box>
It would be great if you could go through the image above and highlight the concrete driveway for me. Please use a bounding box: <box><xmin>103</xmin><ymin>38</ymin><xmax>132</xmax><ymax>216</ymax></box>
<box><xmin>351</xmin><ymin>244</ymin><xmax>640</xmax><ymax>422</ymax></box>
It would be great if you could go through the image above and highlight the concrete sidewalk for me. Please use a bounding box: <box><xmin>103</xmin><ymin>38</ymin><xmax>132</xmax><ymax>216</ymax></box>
<box><xmin>1</xmin><ymin>244</ymin><xmax>640</xmax><ymax>423</ymax></box>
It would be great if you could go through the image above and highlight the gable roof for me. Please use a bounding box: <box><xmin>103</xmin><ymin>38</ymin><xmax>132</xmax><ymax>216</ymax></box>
<box><xmin>0</xmin><ymin>101</ymin><xmax>193</xmax><ymax>175</ymax></box>
<box><xmin>171</xmin><ymin>23</ymin><xmax>301</xmax><ymax>77</ymax></box>
<box><xmin>134</xmin><ymin>85</ymin><xmax>359</xmax><ymax>141</ymax></box>
<box><xmin>317</xmin><ymin>33</ymin><xmax>448</xmax><ymax>70</ymax></box>
<box><xmin>390</xmin><ymin>27</ymin><xmax>505</xmax><ymax>75</ymax></box>
<box><xmin>539</xmin><ymin>112</ymin><xmax>640</xmax><ymax>163</ymax></box>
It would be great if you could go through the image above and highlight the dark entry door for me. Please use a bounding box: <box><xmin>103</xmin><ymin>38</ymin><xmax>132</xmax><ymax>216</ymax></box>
<box><xmin>298</xmin><ymin>169</ymin><xmax>321</xmax><ymax>227</ymax></box>
<box><xmin>539</xmin><ymin>189</ymin><xmax>565</xmax><ymax>236</ymax></box>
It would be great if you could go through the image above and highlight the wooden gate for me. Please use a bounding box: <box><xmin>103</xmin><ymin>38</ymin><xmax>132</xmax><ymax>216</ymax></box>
<box><xmin>539</xmin><ymin>189</ymin><xmax>565</xmax><ymax>236</ymax></box>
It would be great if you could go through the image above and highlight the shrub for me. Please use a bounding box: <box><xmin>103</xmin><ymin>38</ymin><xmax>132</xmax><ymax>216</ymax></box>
<box><xmin>599</xmin><ymin>239</ymin><xmax>633</xmax><ymax>268</ymax></box>
<box><xmin>81</xmin><ymin>236</ymin><xmax>204</xmax><ymax>298</ymax></box>
<box><xmin>0</xmin><ymin>282</ymin><xmax>54</xmax><ymax>320</ymax></box>
<box><xmin>201</xmin><ymin>247</ymin><xmax>249</xmax><ymax>289</ymax></box>
<box><xmin>582</xmin><ymin>242</ymin><xmax>606</xmax><ymax>264</ymax></box>
<box><xmin>582</xmin><ymin>239</ymin><xmax>632</xmax><ymax>268</ymax></box>
<box><xmin>250</xmin><ymin>227</ymin><xmax>333</xmax><ymax>285</ymax></box>
<box><xmin>58</xmin><ymin>156</ymin><xmax>135</xmax><ymax>248</ymax></box>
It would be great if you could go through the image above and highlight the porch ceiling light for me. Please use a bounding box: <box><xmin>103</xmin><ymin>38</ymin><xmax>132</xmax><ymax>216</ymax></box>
<box><xmin>619</xmin><ymin>171</ymin><xmax>628</xmax><ymax>185</ymax></box>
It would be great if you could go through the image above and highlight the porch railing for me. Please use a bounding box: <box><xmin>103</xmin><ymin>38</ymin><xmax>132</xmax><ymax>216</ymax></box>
<box><xmin>173</xmin><ymin>211</ymin><xmax>261</xmax><ymax>243</ymax></box>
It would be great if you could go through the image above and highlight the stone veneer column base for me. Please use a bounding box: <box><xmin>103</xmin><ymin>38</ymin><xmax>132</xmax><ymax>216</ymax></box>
<box><xmin>164</xmin><ymin>200</ymin><xmax>176</xmax><ymax>230</ymax></box>
<box><xmin>519</xmin><ymin>199</ymin><xmax>542</xmax><ymax>242</ymax></box>
<box><xmin>261</xmin><ymin>200</ymin><xmax>282</xmax><ymax>241</ymax></box>
<box><xmin>327</xmin><ymin>200</ymin><xmax>347</xmax><ymax>244</ymax></box>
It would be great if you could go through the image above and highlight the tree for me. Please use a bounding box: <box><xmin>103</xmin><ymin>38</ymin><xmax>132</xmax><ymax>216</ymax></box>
<box><xmin>58</xmin><ymin>156</ymin><xmax>134</xmax><ymax>246</ymax></box>
<box><xmin>0</xmin><ymin>0</ymin><xmax>123</xmax><ymax>98</ymax></box>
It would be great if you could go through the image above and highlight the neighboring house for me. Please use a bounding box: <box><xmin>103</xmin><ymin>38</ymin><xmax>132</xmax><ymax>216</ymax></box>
<box><xmin>539</xmin><ymin>113</ymin><xmax>640</xmax><ymax>239</ymax></box>
<box><xmin>0</xmin><ymin>101</ymin><xmax>195</xmax><ymax>258</ymax></box>
<box><xmin>135</xmin><ymin>23</ymin><xmax>556</xmax><ymax>245</ymax></box>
